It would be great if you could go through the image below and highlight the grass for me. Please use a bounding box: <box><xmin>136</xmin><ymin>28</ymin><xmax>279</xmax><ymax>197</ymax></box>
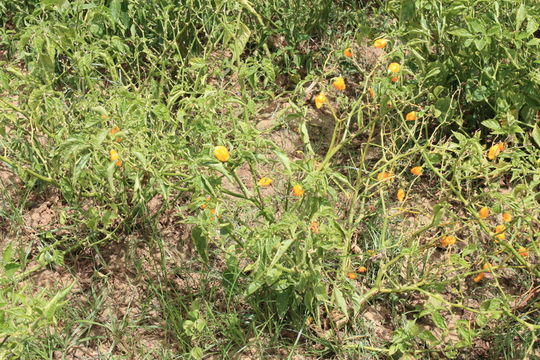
<box><xmin>1</xmin><ymin>0</ymin><xmax>540</xmax><ymax>359</ymax></box>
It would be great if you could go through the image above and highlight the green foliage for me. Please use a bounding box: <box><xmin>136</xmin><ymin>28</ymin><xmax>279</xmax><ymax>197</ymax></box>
<box><xmin>390</xmin><ymin>0</ymin><xmax>540</xmax><ymax>133</ymax></box>
<box><xmin>1</xmin><ymin>0</ymin><xmax>539</xmax><ymax>358</ymax></box>
<box><xmin>0</xmin><ymin>245</ymin><xmax>73</xmax><ymax>359</ymax></box>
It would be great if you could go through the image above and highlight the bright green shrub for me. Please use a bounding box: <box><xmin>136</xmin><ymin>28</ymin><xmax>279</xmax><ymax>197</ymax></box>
<box><xmin>390</xmin><ymin>0</ymin><xmax>540</xmax><ymax>135</ymax></box>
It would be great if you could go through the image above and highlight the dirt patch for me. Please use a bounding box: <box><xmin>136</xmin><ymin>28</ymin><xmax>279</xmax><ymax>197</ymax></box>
<box><xmin>35</xmin><ymin>240</ymin><xmax>170</xmax><ymax>359</ymax></box>
<box><xmin>24</xmin><ymin>199</ymin><xmax>58</xmax><ymax>229</ymax></box>
<box><xmin>363</xmin><ymin>304</ymin><xmax>393</xmax><ymax>342</ymax></box>
<box><xmin>0</xmin><ymin>163</ymin><xmax>20</xmax><ymax>188</ymax></box>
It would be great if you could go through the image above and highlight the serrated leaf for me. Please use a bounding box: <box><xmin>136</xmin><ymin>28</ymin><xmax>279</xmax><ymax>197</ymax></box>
<box><xmin>424</xmin><ymin>66</ymin><xmax>441</xmax><ymax>80</ymax></box>
<box><xmin>206</xmin><ymin>162</ymin><xmax>235</xmax><ymax>184</ymax></box>
<box><xmin>200</xmin><ymin>175</ymin><xmax>218</xmax><ymax>198</ymax></box>
<box><xmin>314</xmin><ymin>283</ymin><xmax>328</xmax><ymax>302</ymax></box>
<box><xmin>526</xmin><ymin>17</ymin><xmax>539</xmax><ymax>35</ymax></box>
<box><xmin>41</xmin><ymin>0</ymin><xmax>66</xmax><ymax>7</ymax></box>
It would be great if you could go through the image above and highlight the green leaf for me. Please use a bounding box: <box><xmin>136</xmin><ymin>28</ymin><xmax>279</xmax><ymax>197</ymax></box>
<box><xmin>274</xmin><ymin>150</ymin><xmax>292</xmax><ymax>176</ymax></box>
<box><xmin>41</xmin><ymin>0</ymin><xmax>66</xmax><ymax>7</ymax></box>
<box><xmin>456</xmin><ymin>320</ymin><xmax>474</xmax><ymax>346</ymax></box>
<box><xmin>300</xmin><ymin>122</ymin><xmax>314</xmax><ymax>155</ymax></box>
<box><xmin>264</xmin><ymin>267</ymin><xmax>282</xmax><ymax>285</ymax></box>
<box><xmin>191</xmin><ymin>226</ymin><xmax>208</xmax><ymax>263</ymax></box>
<box><xmin>400</xmin><ymin>0</ymin><xmax>416</xmax><ymax>23</ymax></box>
<box><xmin>314</xmin><ymin>282</ymin><xmax>328</xmax><ymax>302</ymax></box>
<box><xmin>3</xmin><ymin>243</ymin><xmax>13</xmax><ymax>263</ymax></box>
<box><xmin>190</xmin><ymin>347</ymin><xmax>204</xmax><ymax>360</ymax></box>
<box><xmin>231</xmin><ymin>22</ymin><xmax>251</xmax><ymax>63</ymax></box>
<box><xmin>333</xmin><ymin>287</ymin><xmax>348</xmax><ymax>318</ymax></box>
<box><xmin>72</xmin><ymin>153</ymin><xmax>91</xmax><ymax>185</ymax></box>
<box><xmin>461</xmin><ymin>243</ymin><xmax>478</xmax><ymax>257</ymax></box>
<box><xmin>235</xmin><ymin>0</ymin><xmax>263</xmax><ymax>25</ymax></box>
<box><xmin>43</xmin><ymin>281</ymin><xmax>75</xmax><ymax>322</ymax></box>
<box><xmin>449</xmin><ymin>254</ymin><xmax>469</xmax><ymax>268</ymax></box>
<box><xmin>430</xmin><ymin>202</ymin><xmax>446</xmax><ymax>227</ymax></box>
<box><xmin>133</xmin><ymin>151</ymin><xmax>148</xmax><ymax>169</ymax></box>
<box><xmin>526</xmin><ymin>17</ymin><xmax>539</xmax><ymax>35</ymax></box>
<box><xmin>474</xmin><ymin>38</ymin><xmax>487</xmax><ymax>51</ymax></box>
<box><xmin>4</xmin><ymin>263</ymin><xmax>20</xmax><ymax>277</ymax></box>
<box><xmin>426</xmin><ymin>152</ymin><xmax>443</xmax><ymax>164</ymax></box>
<box><xmin>448</xmin><ymin>28</ymin><xmax>473</xmax><ymax>37</ymax></box>
<box><xmin>246</xmin><ymin>278</ymin><xmax>264</xmax><ymax>296</ymax></box>
<box><xmin>276</xmin><ymin>289</ymin><xmax>290</xmax><ymax>318</ymax></box>
<box><xmin>106</xmin><ymin>162</ymin><xmax>116</xmax><ymax>193</ymax></box>
<box><xmin>532</xmin><ymin>124</ymin><xmax>540</xmax><ymax>148</ymax></box>
<box><xmin>424</xmin><ymin>66</ymin><xmax>441</xmax><ymax>80</ymax></box>
<box><xmin>434</xmin><ymin>97</ymin><xmax>451</xmax><ymax>118</ymax></box>
<box><xmin>206</xmin><ymin>163</ymin><xmax>235</xmax><ymax>184</ymax></box>
<box><xmin>516</xmin><ymin>4</ymin><xmax>527</xmax><ymax>32</ymax></box>
<box><xmin>269</xmin><ymin>239</ymin><xmax>294</xmax><ymax>269</ymax></box>
<box><xmin>481</xmin><ymin>119</ymin><xmax>501</xmax><ymax>131</ymax></box>
<box><xmin>419</xmin><ymin>328</ymin><xmax>438</xmax><ymax>344</ymax></box>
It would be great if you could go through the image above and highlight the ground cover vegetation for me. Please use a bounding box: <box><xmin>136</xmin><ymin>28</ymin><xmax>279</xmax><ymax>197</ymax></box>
<box><xmin>1</xmin><ymin>0</ymin><xmax>539</xmax><ymax>358</ymax></box>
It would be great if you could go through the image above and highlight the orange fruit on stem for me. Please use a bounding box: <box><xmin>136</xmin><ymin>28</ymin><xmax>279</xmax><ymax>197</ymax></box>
<box><xmin>473</xmin><ymin>272</ymin><xmax>485</xmax><ymax>283</ymax></box>
<box><xmin>258</xmin><ymin>177</ymin><xmax>273</xmax><ymax>187</ymax></box>
<box><xmin>487</xmin><ymin>142</ymin><xmax>506</xmax><ymax>160</ymax></box>
<box><xmin>396</xmin><ymin>189</ymin><xmax>406</xmax><ymax>202</ymax></box>
<box><xmin>440</xmin><ymin>235</ymin><xmax>456</xmax><ymax>248</ymax></box>
<box><xmin>109</xmin><ymin>149</ymin><xmax>119</xmax><ymax>161</ymax></box>
<box><xmin>410</xmin><ymin>166</ymin><xmax>423</xmax><ymax>176</ymax></box>
<box><xmin>292</xmin><ymin>184</ymin><xmax>305</xmax><ymax>197</ymax></box>
<box><xmin>388</xmin><ymin>62</ymin><xmax>401</xmax><ymax>73</ymax></box>
<box><xmin>332</xmin><ymin>77</ymin><xmax>346</xmax><ymax>91</ymax></box>
<box><xmin>373</xmin><ymin>38</ymin><xmax>389</xmax><ymax>48</ymax></box>
<box><xmin>406</xmin><ymin>111</ymin><xmax>417</xmax><ymax>121</ymax></box>
<box><xmin>377</xmin><ymin>171</ymin><xmax>393</xmax><ymax>181</ymax></box>
<box><xmin>314</xmin><ymin>93</ymin><xmax>327</xmax><ymax>109</ymax></box>
<box><xmin>479</xmin><ymin>207</ymin><xmax>490</xmax><ymax>219</ymax></box>
<box><xmin>310</xmin><ymin>221</ymin><xmax>319</xmax><ymax>234</ymax></box>
<box><xmin>494</xmin><ymin>224</ymin><xmax>506</xmax><ymax>240</ymax></box>
<box><xmin>110</xmin><ymin>126</ymin><xmax>120</xmax><ymax>135</ymax></box>
<box><xmin>213</xmin><ymin>146</ymin><xmax>230</xmax><ymax>162</ymax></box>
